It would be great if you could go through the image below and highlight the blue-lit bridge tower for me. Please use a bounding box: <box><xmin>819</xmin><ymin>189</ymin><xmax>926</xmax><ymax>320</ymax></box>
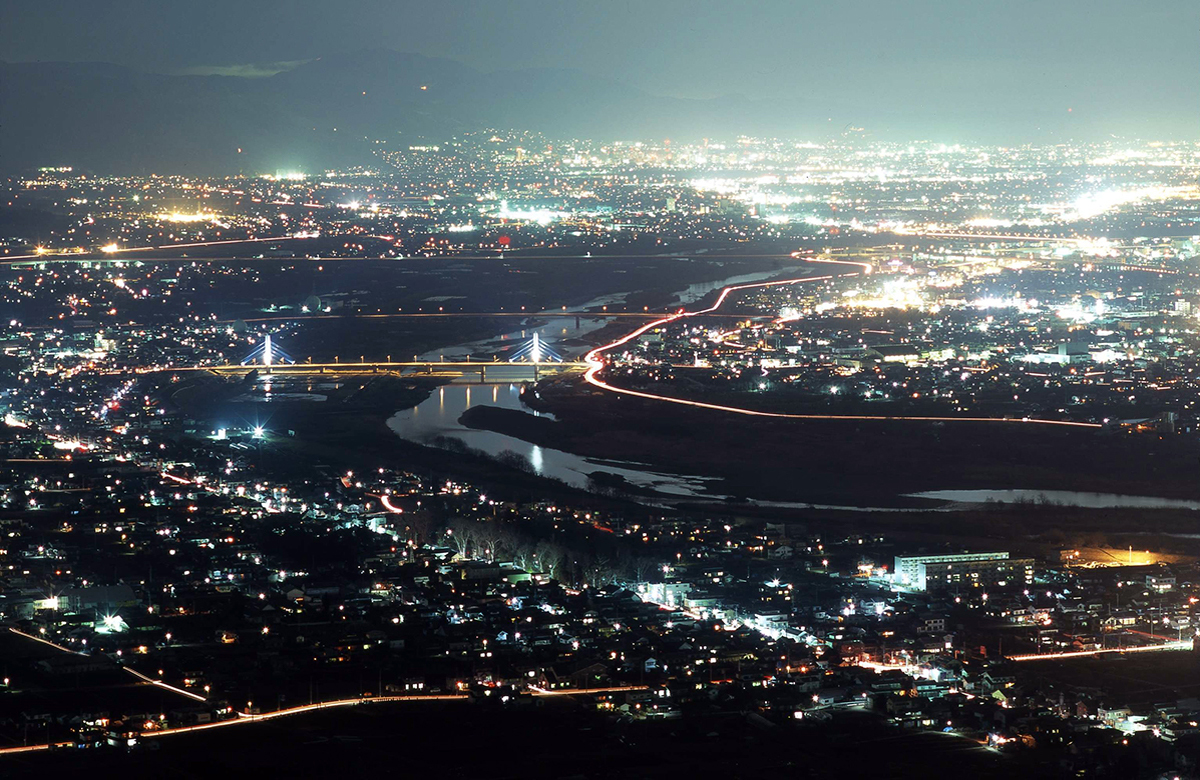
<box><xmin>504</xmin><ymin>333</ymin><xmax>563</xmax><ymax>381</ymax></box>
<box><xmin>507</xmin><ymin>333</ymin><xmax>563</xmax><ymax>364</ymax></box>
<box><xmin>240</xmin><ymin>334</ymin><xmax>295</xmax><ymax>367</ymax></box>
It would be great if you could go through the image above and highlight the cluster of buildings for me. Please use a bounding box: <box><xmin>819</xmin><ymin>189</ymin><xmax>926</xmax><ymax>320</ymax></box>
<box><xmin>604</xmin><ymin>243</ymin><xmax>1200</xmax><ymax>428</ymax></box>
<box><xmin>5</xmin><ymin>137</ymin><xmax>1200</xmax><ymax>260</ymax></box>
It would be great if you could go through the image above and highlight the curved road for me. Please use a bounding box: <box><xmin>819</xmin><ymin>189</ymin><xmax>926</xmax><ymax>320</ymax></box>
<box><xmin>583</xmin><ymin>257</ymin><xmax>1102</xmax><ymax>429</ymax></box>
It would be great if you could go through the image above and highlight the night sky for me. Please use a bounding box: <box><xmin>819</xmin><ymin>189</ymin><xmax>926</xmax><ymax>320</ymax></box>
<box><xmin>5</xmin><ymin>0</ymin><xmax>1198</xmax><ymax>140</ymax></box>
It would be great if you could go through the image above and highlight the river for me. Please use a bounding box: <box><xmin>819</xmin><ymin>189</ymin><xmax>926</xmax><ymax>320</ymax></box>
<box><xmin>386</xmin><ymin>388</ymin><xmax>1200</xmax><ymax>509</ymax></box>
<box><xmin>388</xmin><ymin>264</ymin><xmax>1200</xmax><ymax>510</ymax></box>
<box><xmin>386</xmin><ymin>382</ymin><xmax>725</xmax><ymax>495</ymax></box>
<box><xmin>417</xmin><ymin>266</ymin><xmax>803</xmax><ymax>362</ymax></box>
<box><xmin>391</xmin><ymin>264</ymin><xmax>808</xmax><ymax>498</ymax></box>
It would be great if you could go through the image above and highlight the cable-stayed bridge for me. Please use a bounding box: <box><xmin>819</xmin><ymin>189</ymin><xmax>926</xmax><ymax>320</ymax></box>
<box><xmin>506</xmin><ymin>332</ymin><xmax>564</xmax><ymax>364</ymax></box>
<box><xmin>165</xmin><ymin>334</ymin><xmax>585</xmax><ymax>381</ymax></box>
<box><xmin>239</xmin><ymin>334</ymin><xmax>295</xmax><ymax>366</ymax></box>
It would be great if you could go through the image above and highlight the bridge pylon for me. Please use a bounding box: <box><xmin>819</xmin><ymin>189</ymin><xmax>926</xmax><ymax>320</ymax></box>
<box><xmin>240</xmin><ymin>333</ymin><xmax>296</xmax><ymax>367</ymax></box>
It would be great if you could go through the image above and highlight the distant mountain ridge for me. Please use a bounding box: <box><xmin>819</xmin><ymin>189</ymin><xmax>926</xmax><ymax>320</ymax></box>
<box><xmin>0</xmin><ymin>50</ymin><xmax>834</xmax><ymax>175</ymax></box>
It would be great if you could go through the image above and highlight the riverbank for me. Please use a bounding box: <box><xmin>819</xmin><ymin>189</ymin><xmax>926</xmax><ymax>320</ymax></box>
<box><xmin>252</xmin><ymin>398</ymin><xmax>657</xmax><ymax>512</ymax></box>
<box><xmin>362</xmin><ymin>253</ymin><xmax>1200</xmax><ymax>510</ymax></box>
<box><xmin>508</xmin><ymin>375</ymin><xmax>1200</xmax><ymax>506</ymax></box>
<box><xmin>387</xmin><ymin>382</ymin><xmax>725</xmax><ymax>498</ymax></box>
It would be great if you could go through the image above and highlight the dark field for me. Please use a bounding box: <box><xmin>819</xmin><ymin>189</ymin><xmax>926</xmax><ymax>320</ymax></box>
<box><xmin>1020</xmin><ymin>651</ymin><xmax>1200</xmax><ymax>706</ymax></box>
<box><xmin>0</xmin><ymin>632</ymin><xmax>181</xmax><ymax>751</ymax></box>
<box><xmin>514</xmin><ymin>377</ymin><xmax>1200</xmax><ymax>506</ymax></box>
<box><xmin>177</xmin><ymin>252</ymin><xmax>799</xmax><ymax>320</ymax></box>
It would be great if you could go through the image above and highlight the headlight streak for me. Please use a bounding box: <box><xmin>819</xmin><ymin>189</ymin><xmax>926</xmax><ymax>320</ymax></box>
<box><xmin>583</xmin><ymin>258</ymin><xmax>1101</xmax><ymax>429</ymax></box>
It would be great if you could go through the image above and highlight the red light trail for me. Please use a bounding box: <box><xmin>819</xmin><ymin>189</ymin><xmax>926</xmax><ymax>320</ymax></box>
<box><xmin>376</xmin><ymin>493</ymin><xmax>404</xmax><ymax>514</ymax></box>
<box><xmin>583</xmin><ymin>258</ymin><xmax>1102</xmax><ymax>429</ymax></box>
<box><xmin>0</xmin><ymin>686</ymin><xmax>651</xmax><ymax>755</ymax></box>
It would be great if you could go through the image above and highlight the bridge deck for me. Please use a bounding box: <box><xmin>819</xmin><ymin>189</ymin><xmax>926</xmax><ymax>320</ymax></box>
<box><xmin>163</xmin><ymin>361</ymin><xmax>587</xmax><ymax>374</ymax></box>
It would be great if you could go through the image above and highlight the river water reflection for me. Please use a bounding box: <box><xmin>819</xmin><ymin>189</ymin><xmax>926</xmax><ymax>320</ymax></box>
<box><xmin>386</xmin><ymin>390</ymin><xmax>1200</xmax><ymax>509</ymax></box>
<box><xmin>388</xmin><ymin>256</ymin><xmax>1200</xmax><ymax>510</ymax></box>
<box><xmin>390</xmin><ymin>264</ymin><xmax>809</xmax><ymax>499</ymax></box>
<box><xmin>418</xmin><ymin>266</ymin><xmax>803</xmax><ymax>362</ymax></box>
<box><xmin>386</xmin><ymin>383</ymin><xmax>722</xmax><ymax>496</ymax></box>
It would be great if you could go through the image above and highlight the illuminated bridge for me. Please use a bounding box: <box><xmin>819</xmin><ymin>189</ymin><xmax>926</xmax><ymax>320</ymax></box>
<box><xmin>193</xmin><ymin>359</ymin><xmax>586</xmax><ymax>381</ymax></box>
<box><xmin>240</xmin><ymin>333</ymin><xmax>294</xmax><ymax>366</ymax></box>
<box><xmin>193</xmin><ymin>333</ymin><xmax>584</xmax><ymax>381</ymax></box>
<box><xmin>507</xmin><ymin>332</ymin><xmax>564</xmax><ymax>364</ymax></box>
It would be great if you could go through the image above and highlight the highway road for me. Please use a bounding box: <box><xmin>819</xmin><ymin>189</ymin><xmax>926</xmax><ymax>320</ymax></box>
<box><xmin>1007</xmin><ymin>639</ymin><xmax>1193</xmax><ymax>661</ymax></box>
<box><xmin>0</xmin><ymin>235</ymin><xmax>317</xmax><ymax>264</ymax></box>
<box><xmin>0</xmin><ymin>627</ymin><xmax>649</xmax><ymax>756</ymax></box>
<box><xmin>1</xmin><ymin>242</ymin><xmax>804</xmax><ymax>265</ymax></box>
<box><xmin>153</xmin><ymin>361</ymin><xmax>585</xmax><ymax>383</ymax></box>
<box><xmin>582</xmin><ymin>257</ymin><xmax>1103</xmax><ymax>429</ymax></box>
<box><xmin>220</xmin><ymin>310</ymin><xmax>757</xmax><ymax>323</ymax></box>
<box><xmin>0</xmin><ymin>685</ymin><xmax>650</xmax><ymax>755</ymax></box>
